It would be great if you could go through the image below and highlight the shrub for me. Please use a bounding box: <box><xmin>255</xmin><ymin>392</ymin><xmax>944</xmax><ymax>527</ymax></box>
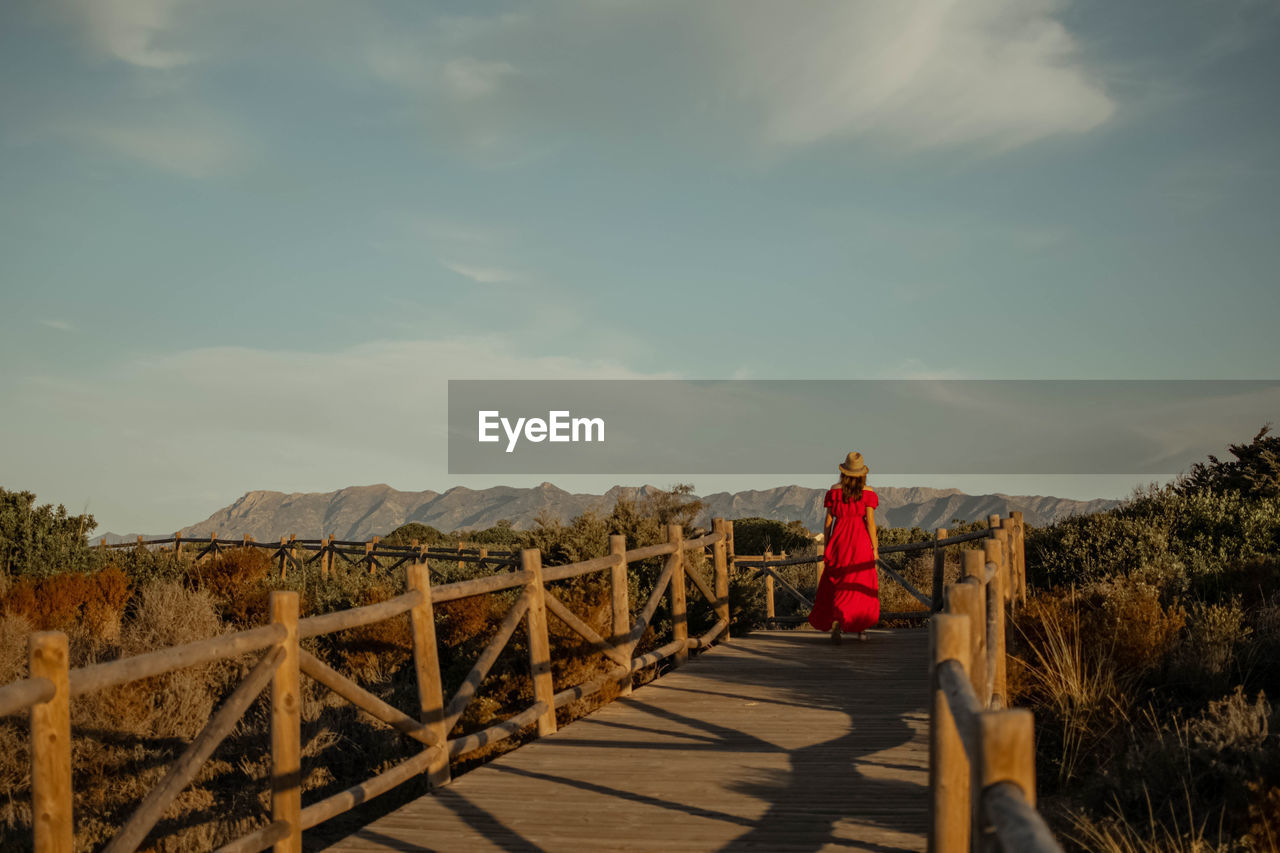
<box><xmin>1170</xmin><ymin>600</ymin><xmax>1251</xmax><ymax>694</ymax></box>
<box><xmin>0</xmin><ymin>564</ymin><xmax>132</xmax><ymax>636</ymax></box>
<box><xmin>199</xmin><ymin>547</ymin><xmax>272</xmax><ymax>626</ymax></box>
<box><xmin>0</xmin><ymin>487</ymin><xmax>97</xmax><ymax>578</ymax></box>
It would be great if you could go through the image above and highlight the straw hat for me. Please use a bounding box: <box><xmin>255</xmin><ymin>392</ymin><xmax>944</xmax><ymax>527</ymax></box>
<box><xmin>838</xmin><ymin>451</ymin><xmax>869</xmax><ymax>477</ymax></box>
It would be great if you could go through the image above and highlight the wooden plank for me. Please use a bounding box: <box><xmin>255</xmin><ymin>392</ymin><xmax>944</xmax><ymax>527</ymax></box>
<box><xmin>322</xmin><ymin>630</ymin><xmax>931</xmax><ymax>853</ymax></box>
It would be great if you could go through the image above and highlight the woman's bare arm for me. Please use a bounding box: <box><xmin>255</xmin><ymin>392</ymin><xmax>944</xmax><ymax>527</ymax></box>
<box><xmin>867</xmin><ymin>506</ymin><xmax>879</xmax><ymax>560</ymax></box>
<box><xmin>824</xmin><ymin>512</ymin><xmax>833</xmax><ymax>542</ymax></box>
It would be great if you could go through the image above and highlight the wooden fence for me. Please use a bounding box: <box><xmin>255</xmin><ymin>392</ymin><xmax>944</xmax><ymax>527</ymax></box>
<box><xmin>97</xmin><ymin>533</ymin><xmax>519</xmax><ymax>577</ymax></box>
<box><xmin>733</xmin><ymin>517</ymin><xmax>1002</xmax><ymax>625</ymax></box>
<box><xmin>929</xmin><ymin>513</ymin><xmax>1063</xmax><ymax>853</ymax></box>
<box><xmin>3</xmin><ymin>520</ymin><xmax>732</xmax><ymax>852</ymax></box>
<box><xmin>4</xmin><ymin>513</ymin><xmax>1063</xmax><ymax>852</ymax></box>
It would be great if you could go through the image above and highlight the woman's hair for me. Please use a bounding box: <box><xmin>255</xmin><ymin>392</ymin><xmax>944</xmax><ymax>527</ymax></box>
<box><xmin>839</xmin><ymin>472</ymin><xmax>866</xmax><ymax>503</ymax></box>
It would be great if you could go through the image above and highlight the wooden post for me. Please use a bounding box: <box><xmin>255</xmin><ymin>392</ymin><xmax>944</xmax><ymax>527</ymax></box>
<box><xmin>279</xmin><ymin>536</ymin><xmax>288</xmax><ymax>579</ymax></box>
<box><xmin>407</xmin><ymin>561</ymin><xmax>450</xmax><ymax>787</ymax></box>
<box><xmin>365</xmin><ymin>540</ymin><xmax>375</xmax><ymax>574</ymax></box>
<box><xmin>929</xmin><ymin>614</ymin><xmax>971</xmax><ymax>853</ymax></box>
<box><xmin>269</xmin><ymin>591</ymin><xmax>302</xmax><ymax>852</ymax></box>
<box><xmin>173</xmin><ymin>532</ymin><xmax>182</xmax><ymax>559</ymax></box>
<box><xmin>954</xmin><ymin>551</ymin><xmax>988</xmax><ymax>706</ymax></box>
<box><xmin>209</xmin><ymin>531</ymin><xmax>218</xmax><ymax>562</ymax></box>
<box><xmin>137</xmin><ymin>534</ymin><xmax>144</xmax><ymax>549</ymax></box>
<box><xmin>288</xmin><ymin>536</ymin><xmax>297</xmax><ymax>578</ymax></box>
<box><xmin>987</xmin><ymin>514</ymin><xmax>1001</xmax><ymax>530</ymax></box>
<box><xmin>478</xmin><ymin>546</ymin><xmax>488</xmax><ymax>569</ymax></box>
<box><xmin>668</xmin><ymin>524</ymin><xmax>688</xmax><ymax>667</ymax></box>
<box><xmin>1010</xmin><ymin>511</ymin><xmax>1026</xmax><ymax>606</ymax></box>
<box><xmin>975</xmin><ymin>710</ymin><xmax>1037</xmax><ymax>851</ymax></box>
<box><xmin>932</xmin><ymin>528</ymin><xmax>948</xmax><ymax>612</ymax></box>
<box><xmin>29</xmin><ymin>632</ymin><xmax>72</xmax><ymax>853</ymax></box>
<box><xmin>712</xmin><ymin>519</ymin><xmax>730</xmax><ymax>642</ymax></box>
<box><xmin>321</xmin><ymin>534</ymin><xmax>332</xmax><ymax>578</ymax></box>
<box><xmin>984</xmin><ymin>537</ymin><xmax>1008</xmax><ymax>710</ymax></box>
<box><xmin>763</xmin><ymin>551</ymin><xmax>776</xmax><ymax>623</ymax></box>
<box><xmin>521</xmin><ymin>549</ymin><xmax>557</xmax><ymax>736</ymax></box>
<box><xmin>609</xmin><ymin>535</ymin><xmax>632</xmax><ymax>696</ymax></box>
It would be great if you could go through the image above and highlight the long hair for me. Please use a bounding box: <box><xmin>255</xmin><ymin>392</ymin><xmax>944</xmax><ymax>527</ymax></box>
<box><xmin>840</xmin><ymin>472</ymin><xmax>866</xmax><ymax>503</ymax></box>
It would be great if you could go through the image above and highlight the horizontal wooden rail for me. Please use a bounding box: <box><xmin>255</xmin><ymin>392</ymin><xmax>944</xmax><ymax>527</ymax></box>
<box><xmin>553</xmin><ymin>667</ymin><xmax>631</xmax><ymax>709</ymax></box>
<box><xmin>431</xmin><ymin>569</ymin><xmax>534</xmax><ymax>603</ymax></box>
<box><xmin>0</xmin><ymin>677</ymin><xmax>54</xmax><ymax>717</ymax></box>
<box><xmin>446</xmin><ymin>702</ymin><xmax>549</xmax><ymax>759</ymax></box>
<box><xmin>681</xmin><ymin>531</ymin><xmax>724</xmax><ymax>549</ymax></box>
<box><xmin>212</xmin><ymin>820</ymin><xmax>290</xmax><ymax>853</ymax></box>
<box><xmin>299</xmin><ymin>747</ymin><xmax>442</xmax><ymax>830</ymax></box>
<box><xmin>70</xmin><ymin>624</ymin><xmax>286</xmax><ymax>697</ymax></box>
<box><xmin>542</xmin><ymin>553</ymin><xmax>619</xmax><ymax>582</ymax></box>
<box><xmin>630</xmin><ymin>638</ymin><xmax>687</xmax><ymax>671</ymax></box>
<box><xmin>297</xmin><ymin>591</ymin><xmax>423</xmax><ymax>639</ymax></box>
<box><xmin>734</xmin><ymin>553</ymin><xmax>820</xmax><ymax>568</ymax></box>
<box><xmin>624</xmin><ymin>541</ymin><xmax>678</xmax><ymax>562</ymax></box>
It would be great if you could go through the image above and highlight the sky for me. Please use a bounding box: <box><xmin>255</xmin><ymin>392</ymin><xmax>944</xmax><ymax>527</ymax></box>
<box><xmin>2</xmin><ymin>0</ymin><xmax>1279</xmax><ymax>535</ymax></box>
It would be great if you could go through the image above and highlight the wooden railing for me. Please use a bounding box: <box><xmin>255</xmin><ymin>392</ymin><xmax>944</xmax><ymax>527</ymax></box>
<box><xmin>733</xmin><ymin>519</ymin><xmax>1001</xmax><ymax>625</ymax></box>
<box><xmin>2</xmin><ymin>519</ymin><xmax>733</xmax><ymax>853</ymax></box>
<box><xmin>97</xmin><ymin>533</ymin><xmax>519</xmax><ymax>577</ymax></box>
<box><xmin>5</xmin><ymin>512</ymin><xmax>1063</xmax><ymax>852</ymax></box>
<box><xmin>929</xmin><ymin>513</ymin><xmax>1063</xmax><ymax>853</ymax></box>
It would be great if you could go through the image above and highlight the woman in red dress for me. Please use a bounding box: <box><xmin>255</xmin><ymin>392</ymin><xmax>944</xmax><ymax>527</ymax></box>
<box><xmin>808</xmin><ymin>452</ymin><xmax>880</xmax><ymax>643</ymax></box>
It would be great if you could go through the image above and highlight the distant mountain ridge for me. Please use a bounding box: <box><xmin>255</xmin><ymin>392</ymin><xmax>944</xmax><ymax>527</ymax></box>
<box><xmin>98</xmin><ymin>483</ymin><xmax>1119</xmax><ymax>543</ymax></box>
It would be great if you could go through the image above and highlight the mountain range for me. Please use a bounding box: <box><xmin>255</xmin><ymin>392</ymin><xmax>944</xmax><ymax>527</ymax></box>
<box><xmin>98</xmin><ymin>483</ymin><xmax>1119</xmax><ymax>543</ymax></box>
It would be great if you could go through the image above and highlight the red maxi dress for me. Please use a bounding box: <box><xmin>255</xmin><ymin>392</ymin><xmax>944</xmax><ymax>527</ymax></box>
<box><xmin>808</xmin><ymin>487</ymin><xmax>879</xmax><ymax>633</ymax></box>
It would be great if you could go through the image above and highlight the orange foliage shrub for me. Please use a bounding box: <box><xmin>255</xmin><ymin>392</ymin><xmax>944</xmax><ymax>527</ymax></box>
<box><xmin>200</xmin><ymin>547</ymin><xmax>271</xmax><ymax>625</ymax></box>
<box><xmin>0</xmin><ymin>565</ymin><xmax>132</xmax><ymax>635</ymax></box>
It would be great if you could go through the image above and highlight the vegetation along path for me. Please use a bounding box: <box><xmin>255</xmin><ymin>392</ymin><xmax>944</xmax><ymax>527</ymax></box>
<box><xmin>326</xmin><ymin>629</ymin><xmax>929</xmax><ymax>853</ymax></box>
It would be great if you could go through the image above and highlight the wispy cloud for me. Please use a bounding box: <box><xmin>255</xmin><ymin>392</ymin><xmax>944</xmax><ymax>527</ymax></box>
<box><xmin>76</xmin><ymin>111</ymin><xmax>250</xmax><ymax>178</ymax></box>
<box><xmin>69</xmin><ymin>0</ymin><xmax>195</xmax><ymax>70</ymax></box>
<box><xmin>365</xmin><ymin>0</ymin><xmax>1115</xmax><ymax>157</ymax></box>
<box><xmin>41</xmin><ymin>319</ymin><xmax>75</xmax><ymax>332</ymax></box>
<box><xmin>442</xmin><ymin>261</ymin><xmax>524</xmax><ymax>284</ymax></box>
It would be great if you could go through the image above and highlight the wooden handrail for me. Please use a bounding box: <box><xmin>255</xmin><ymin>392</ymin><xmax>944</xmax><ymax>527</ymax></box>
<box><xmin>9</xmin><ymin>512</ymin><xmax>1058</xmax><ymax>851</ymax></box>
<box><xmin>70</xmin><ymin>624</ymin><xmax>286</xmax><ymax>697</ymax></box>
<box><xmin>0</xmin><ymin>676</ymin><xmax>54</xmax><ymax>718</ymax></box>
<box><xmin>928</xmin><ymin>515</ymin><xmax>1062</xmax><ymax>852</ymax></box>
<box><xmin>5</xmin><ymin>519</ymin><xmax>737</xmax><ymax>851</ymax></box>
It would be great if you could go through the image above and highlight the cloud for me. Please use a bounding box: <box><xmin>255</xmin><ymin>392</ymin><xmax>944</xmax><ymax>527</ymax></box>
<box><xmin>77</xmin><ymin>111</ymin><xmax>250</xmax><ymax>178</ymax></box>
<box><xmin>442</xmin><ymin>261</ymin><xmax>524</xmax><ymax>284</ymax></box>
<box><xmin>443</xmin><ymin>58</ymin><xmax>517</xmax><ymax>101</ymax></box>
<box><xmin>370</xmin><ymin>0</ymin><xmax>1114</xmax><ymax>156</ymax></box>
<box><xmin>3</xmin><ymin>337</ymin><xmax>669</xmax><ymax>530</ymax></box>
<box><xmin>723</xmin><ymin>0</ymin><xmax>1116</xmax><ymax>151</ymax></box>
<box><xmin>41</xmin><ymin>320</ymin><xmax>76</xmax><ymax>332</ymax></box>
<box><xmin>69</xmin><ymin>0</ymin><xmax>195</xmax><ymax>69</ymax></box>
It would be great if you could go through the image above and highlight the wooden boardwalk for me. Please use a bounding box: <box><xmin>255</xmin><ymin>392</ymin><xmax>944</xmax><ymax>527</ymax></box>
<box><xmin>324</xmin><ymin>629</ymin><xmax>930</xmax><ymax>853</ymax></box>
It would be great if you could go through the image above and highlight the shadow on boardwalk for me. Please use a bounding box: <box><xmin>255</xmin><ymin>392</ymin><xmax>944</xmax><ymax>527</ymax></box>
<box><xmin>323</xmin><ymin>629</ymin><xmax>930</xmax><ymax>853</ymax></box>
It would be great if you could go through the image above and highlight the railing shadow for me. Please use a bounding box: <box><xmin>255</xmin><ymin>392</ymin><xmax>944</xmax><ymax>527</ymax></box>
<box><xmin>363</xmin><ymin>629</ymin><xmax>930</xmax><ymax>853</ymax></box>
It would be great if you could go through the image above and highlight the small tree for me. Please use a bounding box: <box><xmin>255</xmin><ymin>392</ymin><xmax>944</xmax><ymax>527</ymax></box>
<box><xmin>0</xmin><ymin>488</ymin><xmax>97</xmax><ymax>578</ymax></box>
<box><xmin>1178</xmin><ymin>425</ymin><xmax>1280</xmax><ymax>499</ymax></box>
